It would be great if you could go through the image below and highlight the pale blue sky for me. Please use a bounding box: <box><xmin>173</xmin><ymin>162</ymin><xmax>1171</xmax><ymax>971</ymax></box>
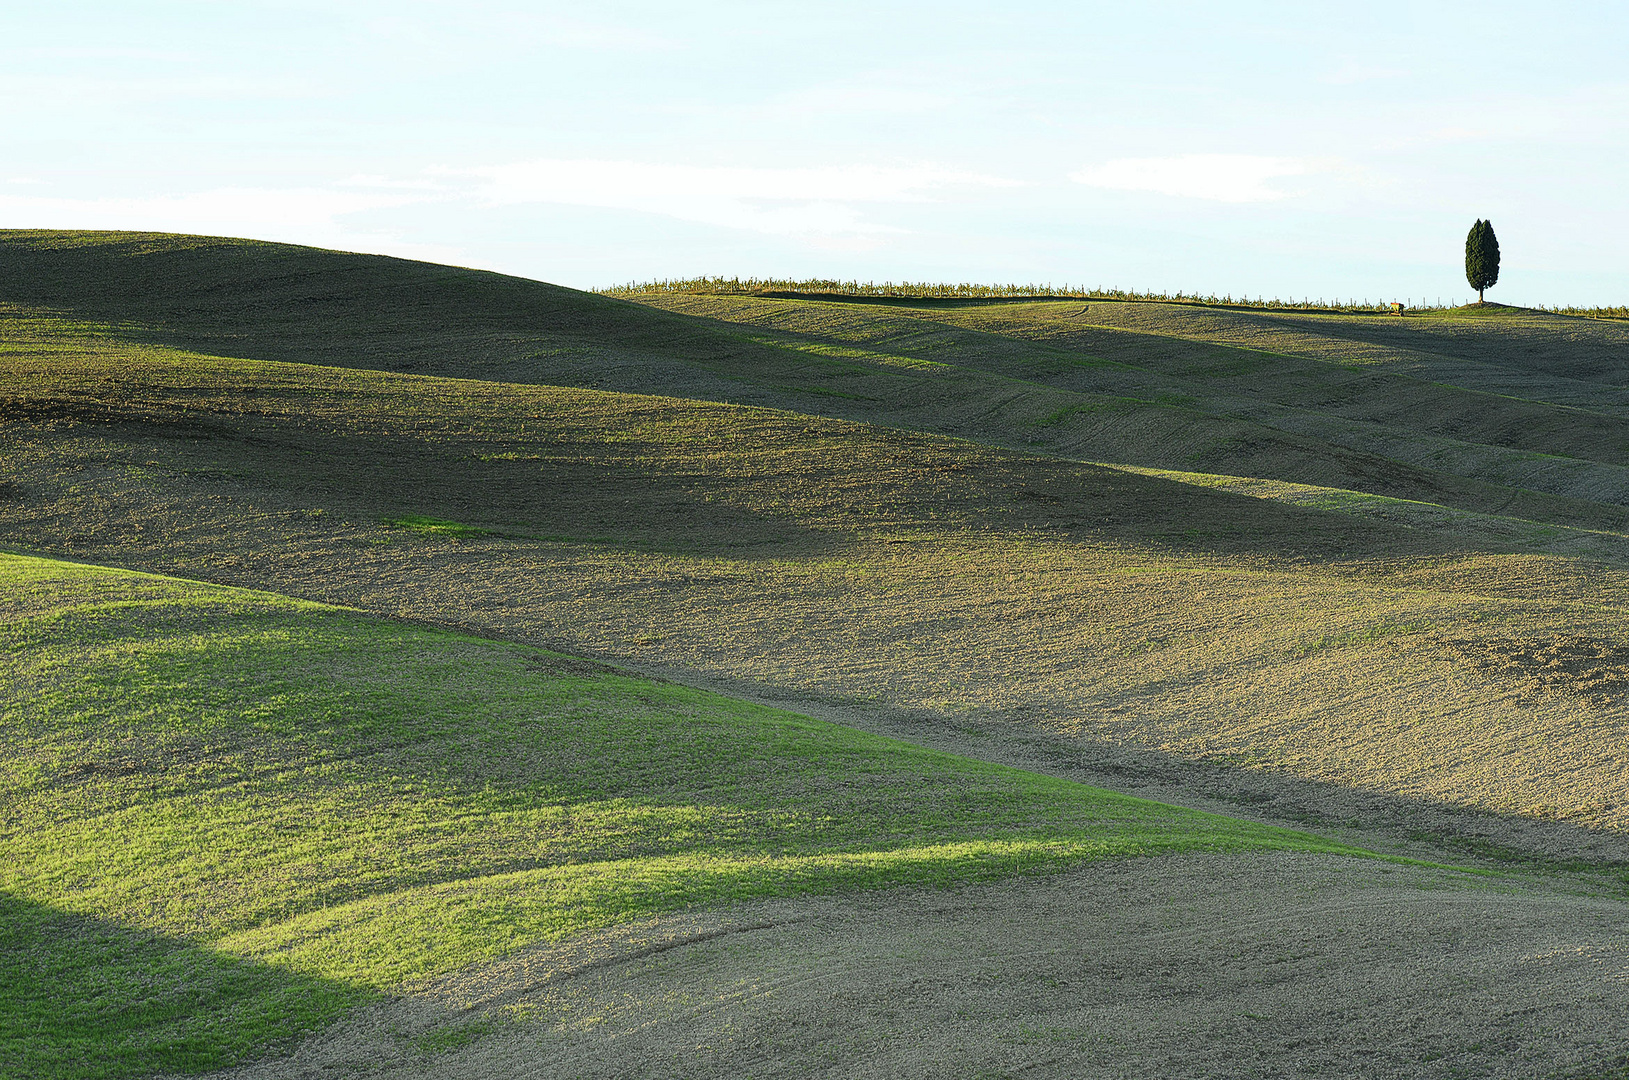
<box><xmin>5</xmin><ymin>2</ymin><xmax>1625</xmax><ymax>304</ymax></box>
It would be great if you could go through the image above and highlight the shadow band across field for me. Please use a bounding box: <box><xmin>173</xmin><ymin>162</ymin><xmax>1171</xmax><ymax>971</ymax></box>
<box><xmin>0</xmin><ymin>893</ymin><xmax>361</xmax><ymax>1080</ymax></box>
<box><xmin>0</xmin><ymin>322</ymin><xmax>1504</xmax><ymax>568</ymax></box>
<box><xmin>686</xmin><ymin>668</ymin><xmax>1629</xmax><ymax>870</ymax></box>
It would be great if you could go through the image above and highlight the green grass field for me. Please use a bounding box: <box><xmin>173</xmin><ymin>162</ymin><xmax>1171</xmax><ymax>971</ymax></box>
<box><xmin>0</xmin><ymin>551</ymin><xmax>1362</xmax><ymax>1079</ymax></box>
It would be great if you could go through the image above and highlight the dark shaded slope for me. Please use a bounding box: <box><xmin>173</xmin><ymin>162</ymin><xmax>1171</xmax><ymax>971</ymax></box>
<box><xmin>938</xmin><ymin>305</ymin><xmax>1629</xmax><ymax>465</ymax></box>
<box><xmin>0</xmin><ymin>335</ymin><xmax>1423</xmax><ymax>565</ymax></box>
<box><xmin>643</xmin><ymin>294</ymin><xmax>1629</xmax><ymax>530</ymax></box>
<box><xmin>0</xmin><ymin>230</ymin><xmax>775</xmax><ymax>392</ymax></box>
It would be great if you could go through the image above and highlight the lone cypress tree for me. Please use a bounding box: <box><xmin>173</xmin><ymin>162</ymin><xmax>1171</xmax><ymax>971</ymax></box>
<box><xmin>1465</xmin><ymin>218</ymin><xmax>1500</xmax><ymax>303</ymax></box>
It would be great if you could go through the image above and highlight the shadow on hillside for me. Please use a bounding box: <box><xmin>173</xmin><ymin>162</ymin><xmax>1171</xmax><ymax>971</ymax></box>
<box><xmin>1240</xmin><ymin>308</ymin><xmax>1629</xmax><ymax>382</ymax></box>
<box><xmin>0</xmin><ymin>233</ymin><xmax>778</xmax><ymax>383</ymax></box>
<box><xmin>640</xmin><ymin>668</ymin><xmax>1629</xmax><ymax>875</ymax></box>
<box><xmin>0</xmin><ymin>891</ymin><xmax>362</xmax><ymax>1079</ymax></box>
<box><xmin>642</xmin><ymin>302</ymin><xmax>1629</xmax><ymax>533</ymax></box>
<box><xmin>0</xmin><ymin>399</ymin><xmax>1454</xmax><ymax>567</ymax></box>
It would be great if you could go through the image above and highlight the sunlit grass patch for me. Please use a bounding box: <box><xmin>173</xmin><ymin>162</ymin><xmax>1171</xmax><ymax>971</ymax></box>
<box><xmin>1</xmin><ymin>551</ymin><xmax>1369</xmax><ymax>1077</ymax></box>
<box><xmin>382</xmin><ymin>514</ymin><xmax>491</xmax><ymax>538</ymax></box>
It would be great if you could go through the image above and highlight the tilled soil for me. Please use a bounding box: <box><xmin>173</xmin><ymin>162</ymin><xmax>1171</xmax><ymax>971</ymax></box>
<box><xmin>1442</xmin><ymin>633</ymin><xmax>1629</xmax><ymax>705</ymax></box>
<box><xmin>202</xmin><ymin>852</ymin><xmax>1629</xmax><ymax>1080</ymax></box>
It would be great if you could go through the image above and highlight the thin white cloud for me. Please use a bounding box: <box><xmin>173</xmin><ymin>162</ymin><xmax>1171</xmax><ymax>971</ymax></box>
<box><xmin>338</xmin><ymin>174</ymin><xmax>447</xmax><ymax>191</ymax></box>
<box><xmin>24</xmin><ymin>46</ymin><xmax>198</xmax><ymax>62</ymax></box>
<box><xmin>521</xmin><ymin>16</ymin><xmax>680</xmax><ymax>52</ymax></box>
<box><xmin>0</xmin><ymin>186</ymin><xmax>410</xmax><ymax>233</ymax></box>
<box><xmin>438</xmin><ymin>159</ymin><xmax>1020</xmax><ymax>237</ymax></box>
<box><xmin>0</xmin><ymin>159</ymin><xmax>1022</xmax><ymax>262</ymax></box>
<box><xmin>1320</xmin><ymin>61</ymin><xmax>1408</xmax><ymax>85</ymax></box>
<box><xmin>772</xmin><ymin>82</ymin><xmax>950</xmax><ymax>119</ymax></box>
<box><xmin>1070</xmin><ymin>154</ymin><xmax>1316</xmax><ymax>203</ymax></box>
<box><xmin>363</xmin><ymin>13</ymin><xmax>679</xmax><ymax>53</ymax></box>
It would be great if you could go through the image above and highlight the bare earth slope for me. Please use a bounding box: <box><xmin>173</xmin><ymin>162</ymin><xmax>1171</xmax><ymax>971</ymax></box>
<box><xmin>201</xmin><ymin>854</ymin><xmax>1629</xmax><ymax>1080</ymax></box>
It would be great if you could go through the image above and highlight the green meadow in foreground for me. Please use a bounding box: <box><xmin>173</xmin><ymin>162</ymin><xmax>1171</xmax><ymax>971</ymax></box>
<box><xmin>0</xmin><ymin>552</ymin><xmax>1368</xmax><ymax>1080</ymax></box>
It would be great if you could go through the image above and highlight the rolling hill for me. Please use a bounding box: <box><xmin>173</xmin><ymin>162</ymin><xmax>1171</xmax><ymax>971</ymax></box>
<box><xmin>3</xmin><ymin>230</ymin><xmax>1628</xmax><ymax>1078</ymax></box>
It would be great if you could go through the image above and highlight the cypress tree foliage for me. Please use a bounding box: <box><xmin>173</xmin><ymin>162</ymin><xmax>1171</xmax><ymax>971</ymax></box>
<box><xmin>1465</xmin><ymin>218</ymin><xmax>1500</xmax><ymax>302</ymax></box>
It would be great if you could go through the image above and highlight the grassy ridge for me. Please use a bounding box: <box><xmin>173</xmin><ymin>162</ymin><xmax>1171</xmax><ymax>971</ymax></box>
<box><xmin>606</xmin><ymin>277</ymin><xmax>1626</xmax><ymax>317</ymax></box>
<box><xmin>600</xmin><ymin>276</ymin><xmax>1479</xmax><ymax>312</ymax></box>
<box><xmin>0</xmin><ymin>552</ymin><xmax>1358</xmax><ymax>1078</ymax></box>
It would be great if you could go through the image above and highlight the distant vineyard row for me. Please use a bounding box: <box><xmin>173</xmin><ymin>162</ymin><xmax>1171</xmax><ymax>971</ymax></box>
<box><xmin>601</xmin><ymin>277</ymin><xmax>1628</xmax><ymax>319</ymax></box>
